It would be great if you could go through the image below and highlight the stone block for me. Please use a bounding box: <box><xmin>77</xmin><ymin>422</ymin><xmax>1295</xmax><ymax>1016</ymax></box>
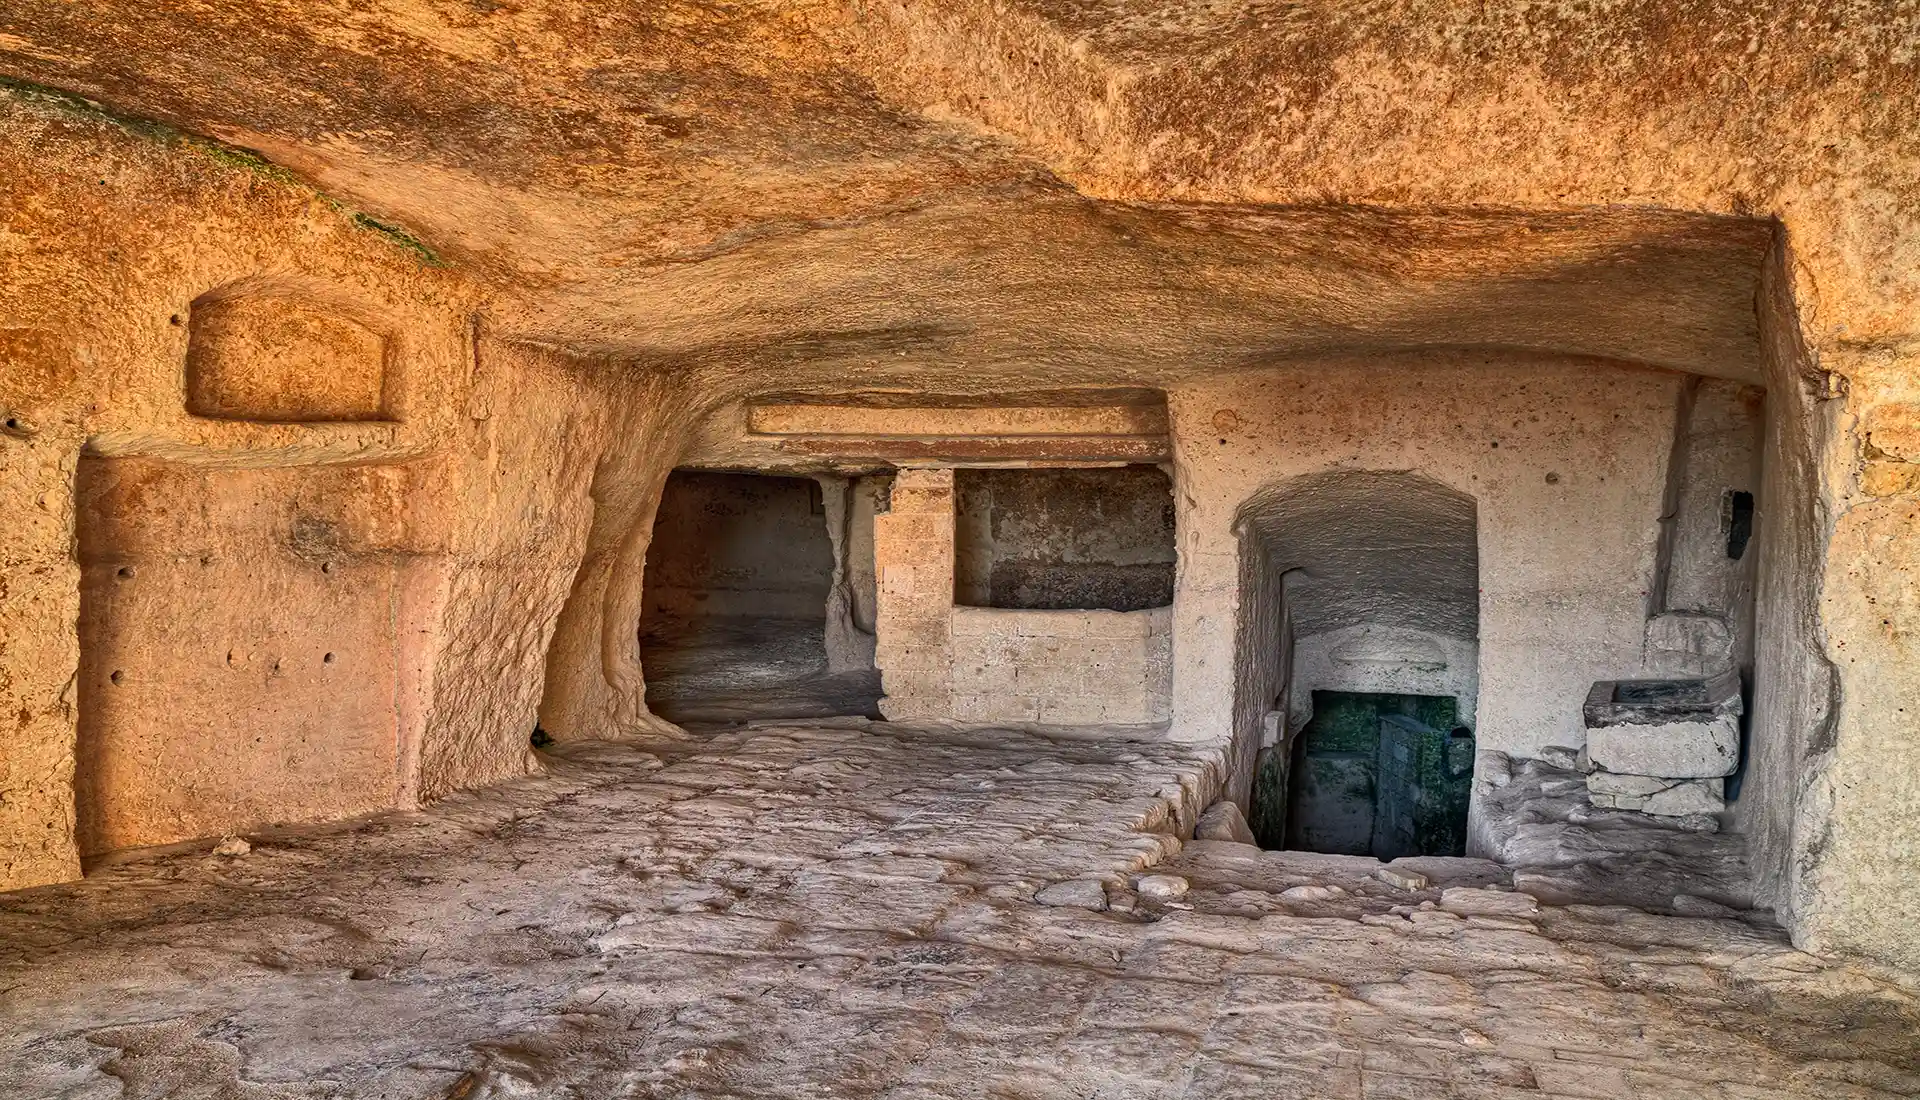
<box><xmin>1039</xmin><ymin>696</ymin><xmax>1110</xmax><ymax>725</ymax></box>
<box><xmin>878</xmin><ymin>563</ymin><xmax>918</xmax><ymax>597</ymax></box>
<box><xmin>885</xmin><ymin>485</ymin><xmax>954</xmax><ymax>514</ymax></box>
<box><xmin>1012</xmin><ymin>610</ymin><xmax>1087</xmax><ymax>637</ymax></box>
<box><xmin>884</xmin><ymin>618</ymin><xmax>952</xmax><ymax>649</ymax></box>
<box><xmin>1195</xmin><ymin>800</ymin><xmax>1256</xmax><ymax>845</ymax></box>
<box><xmin>956</xmin><ymin>660</ymin><xmax>1017</xmax><ymax>691</ymax></box>
<box><xmin>1083</xmin><ymin>610</ymin><xmax>1154</xmax><ymax>639</ymax></box>
<box><xmin>1587</xmin><ymin>773</ymin><xmax>1725</xmax><ymax>816</ymax></box>
<box><xmin>876</xmin><ymin>512</ymin><xmax>945</xmax><ymax>544</ymax></box>
<box><xmin>950</xmin><ymin>610</ymin><xmax>1002</xmax><ymax>637</ymax></box>
<box><xmin>997</xmin><ymin>695</ymin><xmax>1042</xmax><ymax>718</ymax></box>
<box><xmin>951</xmin><ymin>693</ymin><xmax>991</xmax><ymax>721</ymax></box>
<box><xmin>1013</xmin><ymin>664</ymin><xmax>1068</xmax><ymax>691</ymax></box>
<box><xmin>1439</xmin><ymin>887</ymin><xmax>1539</xmax><ymax>918</ymax></box>
<box><xmin>1376</xmin><ymin>867</ymin><xmax>1430</xmax><ymax>892</ymax></box>
<box><xmin>874</xmin><ymin>643</ymin><xmax>948</xmax><ymax>672</ymax></box>
<box><xmin>878</xmin><ymin>688</ymin><xmax>950</xmax><ymax>720</ymax></box>
<box><xmin>1586</xmin><ymin>719</ymin><xmax>1740</xmax><ymax>778</ymax></box>
<box><xmin>1583</xmin><ymin>672</ymin><xmax>1742</xmax><ymax>778</ymax></box>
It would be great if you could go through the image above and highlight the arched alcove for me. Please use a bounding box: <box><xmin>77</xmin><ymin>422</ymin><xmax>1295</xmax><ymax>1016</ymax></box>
<box><xmin>1235</xmin><ymin>470</ymin><xmax>1480</xmax><ymax>858</ymax></box>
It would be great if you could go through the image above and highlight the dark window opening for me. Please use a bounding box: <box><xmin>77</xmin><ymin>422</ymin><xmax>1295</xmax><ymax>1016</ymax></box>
<box><xmin>1725</xmin><ymin>490</ymin><xmax>1755</xmax><ymax>560</ymax></box>
<box><xmin>953</xmin><ymin>466</ymin><xmax>1175</xmax><ymax>611</ymax></box>
<box><xmin>1263</xmin><ymin>691</ymin><xmax>1474</xmax><ymax>860</ymax></box>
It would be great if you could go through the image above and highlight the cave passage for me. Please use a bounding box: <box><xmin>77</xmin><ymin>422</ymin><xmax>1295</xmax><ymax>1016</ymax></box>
<box><xmin>639</xmin><ymin>470</ymin><xmax>881</xmax><ymax>723</ymax></box>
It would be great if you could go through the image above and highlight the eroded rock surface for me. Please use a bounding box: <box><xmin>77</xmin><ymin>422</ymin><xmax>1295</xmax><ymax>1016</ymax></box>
<box><xmin>2</xmin><ymin>722</ymin><xmax>1914</xmax><ymax>1099</ymax></box>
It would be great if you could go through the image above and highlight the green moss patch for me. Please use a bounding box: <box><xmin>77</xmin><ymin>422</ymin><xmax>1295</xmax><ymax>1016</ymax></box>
<box><xmin>2</xmin><ymin>76</ymin><xmax>446</xmax><ymax>268</ymax></box>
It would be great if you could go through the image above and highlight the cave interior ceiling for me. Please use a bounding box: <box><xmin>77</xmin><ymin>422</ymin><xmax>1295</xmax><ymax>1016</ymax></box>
<box><xmin>0</xmin><ymin>0</ymin><xmax>1838</xmax><ymax>391</ymax></box>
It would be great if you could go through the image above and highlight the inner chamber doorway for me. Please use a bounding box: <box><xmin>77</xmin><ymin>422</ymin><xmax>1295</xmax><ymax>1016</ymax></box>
<box><xmin>1240</xmin><ymin>470</ymin><xmax>1480</xmax><ymax>857</ymax></box>
<box><xmin>639</xmin><ymin>470</ymin><xmax>881</xmax><ymax>723</ymax></box>
<box><xmin>1284</xmin><ymin>690</ymin><xmax>1475</xmax><ymax>859</ymax></box>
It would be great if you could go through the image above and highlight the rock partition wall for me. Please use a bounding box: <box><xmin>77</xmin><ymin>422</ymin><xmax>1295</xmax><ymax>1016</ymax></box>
<box><xmin>1171</xmin><ymin>354</ymin><xmax>1684</xmax><ymax>824</ymax></box>
<box><xmin>74</xmin><ymin>457</ymin><xmax>434</xmax><ymax>854</ymax></box>
<box><xmin>0</xmin><ymin>101</ymin><xmax>468</xmax><ymax>886</ymax></box>
<box><xmin>872</xmin><ymin>469</ymin><xmax>958</xmax><ymax>720</ymax></box>
<box><xmin>874</xmin><ymin>468</ymin><xmax>1172</xmax><ymax>725</ymax></box>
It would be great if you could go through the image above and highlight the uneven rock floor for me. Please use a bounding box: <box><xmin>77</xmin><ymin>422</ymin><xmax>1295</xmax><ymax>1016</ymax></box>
<box><xmin>2</xmin><ymin>721</ymin><xmax>1917</xmax><ymax>1098</ymax></box>
<box><xmin>641</xmin><ymin>617</ymin><xmax>884</xmax><ymax>723</ymax></box>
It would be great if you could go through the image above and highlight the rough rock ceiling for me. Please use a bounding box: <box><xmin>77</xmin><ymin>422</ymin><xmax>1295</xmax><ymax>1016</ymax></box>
<box><xmin>1243</xmin><ymin>469</ymin><xmax>1480</xmax><ymax>640</ymax></box>
<box><xmin>0</xmin><ymin>1</ymin><xmax>1028</xmax><ymax>292</ymax></box>
<box><xmin>0</xmin><ymin>0</ymin><xmax>1840</xmax><ymax>381</ymax></box>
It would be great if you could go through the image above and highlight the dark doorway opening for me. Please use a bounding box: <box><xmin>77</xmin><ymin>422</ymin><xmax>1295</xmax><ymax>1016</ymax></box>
<box><xmin>639</xmin><ymin>470</ymin><xmax>881</xmax><ymax>724</ymax></box>
<box><xmin>953</xmin><ymin>466</ymin><xmax>1175</xmax><ymax>611</ymax></box>
<box><xmin>1277</xmin><ymin>691</ymin><xmax>1474</xmax><ymax>859</ymax></box>
<box><xmin>1235</xmin><ymin>470</ymin><xmax>1481</xmax><ymax>859</ymax></box>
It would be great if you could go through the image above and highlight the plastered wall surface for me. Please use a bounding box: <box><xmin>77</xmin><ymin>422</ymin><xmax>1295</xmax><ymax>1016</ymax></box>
<box><xmin>951</xmin><ymin>607</ymin><xmax>1172</xmax><ymax>725</ymax></box>
<box><xmin>1169</xmin><ymin>356</ymin><xmax>1684</xmax><ymax>808</ymax></box>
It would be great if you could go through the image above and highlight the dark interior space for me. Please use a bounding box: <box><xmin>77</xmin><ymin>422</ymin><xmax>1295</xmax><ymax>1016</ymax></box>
<box><xmin>1275</xmin><ymin>691</ymin><xmax>1474</xmax><ymax>859</ymax></box>
<box><xmin>1237</xmin><ymin>471</ymin><xmax>1481</xmax><ymax>858</ymax></box>
<box><xmin>639</xmin><ymin>470</ymin><xmax>881</xmax><ymax>724</ymax></box>
<box><xmin>953</xmin><ymin>465</ymin><xmax>1176</xmax><ymax>611</ymax></box>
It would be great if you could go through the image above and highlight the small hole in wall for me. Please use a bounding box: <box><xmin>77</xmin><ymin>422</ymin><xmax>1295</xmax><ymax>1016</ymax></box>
<box><xmin>4</xmin><ymin>418</ymin><xmax>18</xmax><ymax>431</ymax></box>
<box><xmin>116</xmin><ymin>566</ymin><xmax>135</xmax><ymax>579</ymax></box>
<box><xmin>109</xmin><ymin>670</ymin><xmax>124</xmax><ymax>686</ymax></box>
<box><xmin>1725</xmin><ymin>490</ymin><xmax>1756</xmax><ymax>560</ymax></box>
<box><xmin>323</xmin><ymin>652</ymin><xmax>335</xmax><ymax>665</ymax></box>
<box><xmin>320</xmin><ymin>562</ymin><xmax>333</xmax><ymax>575</ymax></box>
<box><xmin>169</xmin><ymin>314</ymin><xmax>183</xmax><ymax>326</ymax></box>
<box><xmin>530</xmin><ymin>724</ymin><xmax>553</xmax><ymax>749</ymax></box>
<box><xmin>1544</xmin><ymin>472</ymin><xmax>1561</xmax><ymax>484</ymax></box>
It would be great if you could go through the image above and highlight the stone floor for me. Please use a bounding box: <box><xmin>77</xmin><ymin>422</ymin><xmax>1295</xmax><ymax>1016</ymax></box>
<box><xmin>640</xmin><ymin>616</ymin><xmax>884</xmax><ymax>724</ymax></box>
<box><xmin>2</xmin><ymin>720</ymin><xmax>1917</xmax><ymax>1099</ymax></box>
